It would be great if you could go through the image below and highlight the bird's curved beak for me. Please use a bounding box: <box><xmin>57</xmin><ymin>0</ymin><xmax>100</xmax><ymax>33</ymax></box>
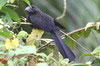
<box><xmin>25</xmin><ymin>7</ymin><xmax>30</xmax><ymax>11</ymax></box>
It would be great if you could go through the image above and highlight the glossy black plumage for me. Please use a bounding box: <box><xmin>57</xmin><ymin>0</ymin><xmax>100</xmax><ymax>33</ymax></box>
<box><xmin>25</xmin><ymin>5</ymin><xmax>75</xmax><ymax>61</ymax></box>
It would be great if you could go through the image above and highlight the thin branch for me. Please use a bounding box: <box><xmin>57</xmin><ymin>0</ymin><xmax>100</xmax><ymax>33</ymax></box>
<box><xmin>13</xmin><ymin>22</ymin><xmax>32</xmax><ymax>25</ymax></box>
<box><xmin>60</xmin><ymin>30</ymin><xmax>91</xmax><ymax>54</ymax></box>
<box><xmin>37</xmin><ymin>41</ymin><xmax>54</xmax><ymax>52</ymax></box>
<box><xmin>56</xmin><ymin>0</ymin><xmax>67</xmax><ymax>20</ymax></box>
<box><xmin>61</xmin><ymin>25</ymin><xmax>95</xmax><ymax>37</ymax></box>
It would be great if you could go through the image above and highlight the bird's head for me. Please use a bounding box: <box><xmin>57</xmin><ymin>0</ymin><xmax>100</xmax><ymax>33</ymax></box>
<box><xmin>25</xmin><ymin>5</ymin><xmax>41</xmax><ymax>14</ymax></box>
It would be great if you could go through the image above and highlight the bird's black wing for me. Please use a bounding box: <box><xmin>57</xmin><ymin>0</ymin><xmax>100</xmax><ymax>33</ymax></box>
<box><xmin>29</xmin><ymin>14</ymin><xmax>59</xmax><ymax>32</ymax></box>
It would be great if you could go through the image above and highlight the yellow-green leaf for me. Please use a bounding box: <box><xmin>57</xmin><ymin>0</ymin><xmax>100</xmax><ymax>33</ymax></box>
<box><xmin>96</xmin><ymin>22</ymin><xmax>100</xmax><ymax>30</ymax></box>
<box><xmin>17</xmin><ymin>31</ymin><xmax>28</xmax><ymax>38</ymax></box>
<box><xmin>23</xmin><ymin>0</ymin><xmax>31</xmax><ymax>6</ymax></box>
<box><xmin>5</xmin><ymin>37</ymin><xmax>19</xmax><ymax>50</ymax></box>
<box><xmin>85</xmin><ymin>22</ymin><xmax>95</xmax><ymax>31</ymax></box>
<box><xmin>92</xmin><ymin>46</ymin><xmax>100</xmax><ymax>54</ymax></box>
<box><xmin>26</xmin><ymin>29</ymin><xmax>44</xmax><ymax>45</ymax></box>
<box><xmin>7</xmin><ymin>0</ymin><xmax>15</xmax><ymax>3</ymax></box>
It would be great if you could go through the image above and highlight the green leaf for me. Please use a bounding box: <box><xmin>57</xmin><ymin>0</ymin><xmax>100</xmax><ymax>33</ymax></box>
<box><xmin>73</xmin><ymin>63</ymin><xmax>89</xmax><ymax>66</ymax></box>
<box><xmin>46</xmin><ymin>53</ymin><xmax>54</xmax><ymax>64</ymax></box>
<box><xmin>96</xmin><ymin>22</ymin><xmax>100</xmax><ymax>30</ymax></box>
<box><xmin>64</xmin><ymin>26</ymin><xmax>93</xmax><ymax>49</ymax></box>
<box><xmin>83</xmin><ymin>28</ymin><xmax>91</xmax><ymax>38</ymax></box>
<box><xmin>0</xmin><ymin>26</ymin><xmax>13</xmax><ymax>38</ymax></box>
<box><xmin>14</xmin><ymin>46</ymin><xmax>36</xmax><ymax>55</ymax></box>
<box><xmin>0</xmin><ymin>62</ymin><xmax>4</xmax><ymax>66</ymax></box>
<box><xmin>37</xmin><ymin>53</ymin><xmax>47</xmax><ymax>57</ymax></box>
<box><xmin>0</xmin><ymin>45</ymin><xmax>6</xmax><ymax>51</ymax></box>
<box><xmin>0</xmin><ymin>7</ymin><xmax>21</xmax><ymax>23</ymax></box>
<box><xmin>37</xmin><ymin>63</ymin><xmax>49</xmax><ymax>66</ymax></box>
<box><xmin>7</xmin><ymin>0</ymin><xmax>15</xmax><ymax>3</ymax></box>
<box><xmin>7</xmin><ymin>51</ymin><xmax>15</xmax><ymax>58</ymax></box>
<box><xmin>0</xmin><ymin>25</ymin><xmax>3</xmax><ymax>29</ymax></box>
<box><xmin>19</xmin><ymin>57</ymin><xmax>27</xmax><ymax>65</ymax></box>
<box><xmin>0</xmin><ymin>52</ymin><xmax>5</xmax><ymax>55</ymax></box>
<box><xmin>38</xmin><ymin>58</ymin><xmax>45</xmax><ymax>62</ymax></box>
<box><xmin>92</xmin><ymin>58</ymin><xmax>100</xmax><ymax>66</ymax></box>
<box><xmin>80</xmin><ymin>54</ymin><xmax>92</xmax><ymax>59</ymax></box>
<box><xmin>65</xmin><ymin>36</ymin><xmax>77</xmax><ymax>49</ymax></box>
<box><xmin>47</xmin><ymin>53</ymin><xmax>53</xmax><ymax>62</ymax></box>
<box><xmin>26</xmin><ymin>29</ymin><xmax>44</xmax><ymax>45</ymax></box>
<box><xmin>7</xmin><ymin>46</ymin><xmax>36</xmax><ymax>57</ymax></box>
<box><xmin>92</xmin><ymin>46</ymin><xmax>100</xmax><ymax>54</ymax></box>
<box><xmin>91</xmin><ymin>46</ymin><xmax>100</xmax><ymax>58</ymax></box>
<box><xmin>95</xmin><ymin>19</ymin><xmax>100</xmax><ymax>22</ymax></box>
<box><xmin>85</xmin><ymin>22</ymin><xmax>95</xmax><ymax>31</ymax></box>
<box><xmin>0</xmin><ymin>0</ymin><xmax>7</xmax><ymax>9</ymax></box>
<box><xmin>17</xmin><ymin>31</ymin><xmax>28</xmax><ymax>38</ymax></box>
<box><xmin>23</xmin><ymin>0</ymin><xmax>31</xmax><ymax>6</ymax></box>
<box><xmin>60</xmin><ymin>59</ymin><xmax>69</xmax><ymax>66</ymax></box>
<box><xmin>0</xmin><ymin>31</ymin><xmax>11</xmax><ymax>38</ymax></box>
<box><xmin>7</xmin><ymin>58</ymin><xmax>18</xmax><ymax>66</ymax></box>
<box><xmin>80</xmin><ymin>46</ymin><xmax>100</xmax><ymax>59</ymax></box>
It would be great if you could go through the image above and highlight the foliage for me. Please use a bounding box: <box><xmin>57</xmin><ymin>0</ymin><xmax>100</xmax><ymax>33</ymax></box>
<box><xmin>0</xmin><ymin>0</ymin><xmax>99</xmax><ymax>66</ymax></box>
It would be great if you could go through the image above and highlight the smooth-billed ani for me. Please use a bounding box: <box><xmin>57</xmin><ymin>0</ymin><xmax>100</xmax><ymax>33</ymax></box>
<box><xmin>25</xmin><ymin>5</ymin><xmax>75</xmax><ymax>61</ymax></box>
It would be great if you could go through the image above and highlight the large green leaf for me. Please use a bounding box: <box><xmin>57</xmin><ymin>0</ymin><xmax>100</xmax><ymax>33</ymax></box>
<box><xmin>91</xmin><ymin>46</ymin><xmax>100</xmax><ymax>54</ymax></box>
<box><xmin>0</xmin><ymin>7</ymin><xmax>21</xmax><ymax>23</ymax></box>
<box><xmin>23</xmin><ymin>0</ymin><xmax>31</xmax><ymax>6</ymax></box>
<box><xmin>0</xmin><ymin>0</ymin><xmax>7</xmax><ymax>9</ymax></box>
<box><xmin>64</xmin><ymin>27</ymin><xmax>93</xmax><ymax>49</ymax></box>
<box><xmin>13</xmin><ymin>46</ymin><xmax>36</xmax><ymax>55</ymax></box>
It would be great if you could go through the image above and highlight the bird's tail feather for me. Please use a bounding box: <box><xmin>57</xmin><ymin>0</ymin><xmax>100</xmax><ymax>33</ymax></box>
<box><xmin>51</xmin><ymin>31</ymin><xmax>75</xmax><ymax>61</ymax></box>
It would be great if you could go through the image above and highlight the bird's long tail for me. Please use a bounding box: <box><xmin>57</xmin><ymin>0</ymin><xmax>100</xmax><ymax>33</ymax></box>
<box><xmin>51</xmin><ymin>31</ymin><xmax>75</xmax><ymax>61</ymax></box>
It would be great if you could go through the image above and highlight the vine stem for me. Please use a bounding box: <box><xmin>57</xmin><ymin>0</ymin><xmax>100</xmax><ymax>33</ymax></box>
<box><xmin>56</xmin><ymin>0</ymin><xmax>67</xmax><ymax>20</ymax></box>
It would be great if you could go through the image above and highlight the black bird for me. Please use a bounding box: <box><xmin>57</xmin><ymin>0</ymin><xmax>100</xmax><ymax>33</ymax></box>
<box><xmin>25</xmin><ymin>5</ymin><xmax>75</xmax><ymax>61</ymax></box>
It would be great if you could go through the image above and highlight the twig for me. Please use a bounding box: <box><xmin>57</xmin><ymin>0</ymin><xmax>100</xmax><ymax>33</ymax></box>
<box><xmin>37</xmin><ymin>41</ymin><xmax>54</xmax><ymax>52</ymax></box>
<box><xmin>13</xmin><ymin>22</ymin><xmax>32</xmax><ymax>25</ymax></box>
<box><xmin>56</xmin><ymin>0</ymin><xmax>67</xmax><ymax>20</ymax></box>
<box><xmin>62</xmin><ymin>25</ymin><xmax>95</xmax><ymax>37</ymax></box>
